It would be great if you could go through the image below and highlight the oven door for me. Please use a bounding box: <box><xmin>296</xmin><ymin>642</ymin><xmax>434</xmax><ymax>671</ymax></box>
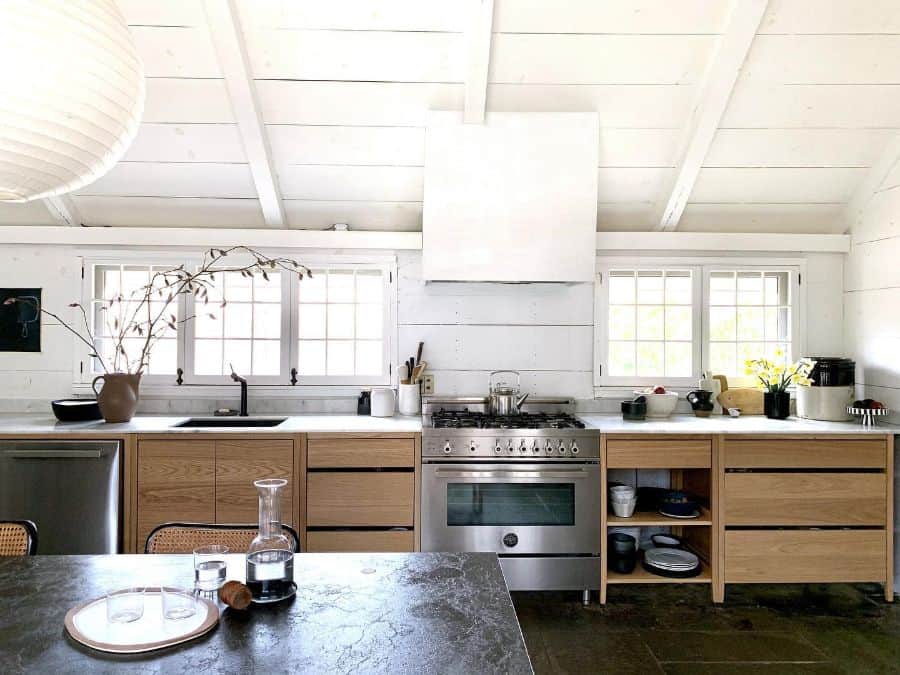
<box><xmin>421</xmin><ymin>462</ymin><xmax>601</xmax><ymax>555</ymax></box>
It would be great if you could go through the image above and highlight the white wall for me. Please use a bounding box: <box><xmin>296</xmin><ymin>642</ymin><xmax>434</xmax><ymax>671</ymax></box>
<box><xmin>0</xmin><ymin>245</ymin><xmax>844</xmax><ymax>412</ymax></box>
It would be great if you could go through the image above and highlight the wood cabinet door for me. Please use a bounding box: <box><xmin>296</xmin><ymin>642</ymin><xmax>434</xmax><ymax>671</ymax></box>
<box><xmin>215</xmin><ymin>440</ymin><xmax>294</xmax><ymax>525</ymax></box>
<box><xmin>137</xmin><ymin>440</ymin><xmax>215</xmax><ymax>549</ymax></box>
<box><xmin>307</xmin><ymin>472</ymin><xmax>414</xmax><ymax>527</ymax></box>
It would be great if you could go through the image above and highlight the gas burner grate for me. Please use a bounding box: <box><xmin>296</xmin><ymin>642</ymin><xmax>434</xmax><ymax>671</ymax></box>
<box><xmin>431</xmin><ymin>409</ymin><xmax>585</xmax><ymax>430</ymax></box>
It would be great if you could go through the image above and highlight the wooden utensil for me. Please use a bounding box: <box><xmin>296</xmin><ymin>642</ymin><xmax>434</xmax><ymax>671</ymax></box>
<box><xmin>415</xmin><ymin>341</ymin><xmax>424</xmax><ymax>366</ymax></box>
<box><xmin>717</xmin><ymin>388</ymin><xmax>764</xmax><ymax>415</ymax></box>
<box><xmin>411</xmin><ymin>361</ymin><xmax>427</xmax><ymax>382</ymax></box>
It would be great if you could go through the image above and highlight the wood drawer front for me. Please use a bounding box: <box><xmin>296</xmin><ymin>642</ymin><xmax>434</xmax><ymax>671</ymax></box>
<box><xmin>725</xmin><ymin>439</ymin><xmax>886</xmax><ymax>469</ymax></box>
<box><xmin>724</xmin><ymin>472</ymin><xmax>886</xmax><ymax>526</ymax></box>
<box><xmin>307</xmin><ymin>438</ymin><xmax>415</xmax><ymax>469</ymax></box>
<box><xmin>606</xmin><ymin>440</ymin><xmax>711</xmax><ymax>469</ymax></box>
<box><xmin>306</xmin><ymin>530</ymin><xmax>414</xmax><ymax>553</ymax></box>
<box><xmin>307</xmin><ymin>472</ymin><xmax>414</xmax><ymax>527</ymax></box>
<box><xmin>725</xmin><ymin>530</ymin><xmax>886</xmax><ymax>583</ymax></box>
<box><xmin>215</xmin><ymin>440</ymin><xmax>294</xmax><ymax>525</ymax></box>
<box><xmin>137</xmin><ymin>440</ymin><xmax>215</xmax><ymax>546</ymax></box>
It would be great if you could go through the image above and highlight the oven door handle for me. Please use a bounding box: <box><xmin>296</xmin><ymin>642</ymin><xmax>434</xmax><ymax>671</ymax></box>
<box><xmin>432</xmin><ymin>469</ymin><xmax>589</xmax><ymax>480</ymax></box>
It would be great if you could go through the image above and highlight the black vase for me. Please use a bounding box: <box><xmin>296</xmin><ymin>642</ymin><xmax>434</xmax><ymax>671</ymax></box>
<box><xmin>764</xmin><ymin>391</ymin><xmax>791</xmax><ymax>419</ymax></box>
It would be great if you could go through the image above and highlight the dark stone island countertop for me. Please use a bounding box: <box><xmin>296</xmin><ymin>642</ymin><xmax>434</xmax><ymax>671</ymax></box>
<box><xmin>0</xmin><ymin>552</ymin><xmax>532</xmax><ymax>675</ymax></box>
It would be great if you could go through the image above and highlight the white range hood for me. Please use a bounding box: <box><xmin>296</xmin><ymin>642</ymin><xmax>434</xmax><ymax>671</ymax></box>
<box><xmin>423</xmin><ymin>111</ymin><xmax>599</xmax><ymax>283</ymax></box>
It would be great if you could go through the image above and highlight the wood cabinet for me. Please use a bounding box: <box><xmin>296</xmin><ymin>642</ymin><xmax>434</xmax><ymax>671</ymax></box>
<box><xmin>720</xmin><ymin>435</ymin><xmax>893</xmax><ymax>601</ymax></box>
<box><xmin>305</xmin><ymin>434</ymin><xmax>419</xmax><ymax>553</ymax></box>
<box><xmin>136</xmin><ymin>436</ymin><xmax>296</xmax><ymax>551</ymax></box>
<box><xmin>607</xmin><ymin>439</ymin><xmax>711</xmax><ymax>469</ymax></box>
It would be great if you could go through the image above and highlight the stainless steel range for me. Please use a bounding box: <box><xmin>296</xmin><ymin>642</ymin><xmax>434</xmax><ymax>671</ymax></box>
<box><xmin>420</xmin><ymin>394</ymin><xmax>601</xmax><ymax>597</ymax></box>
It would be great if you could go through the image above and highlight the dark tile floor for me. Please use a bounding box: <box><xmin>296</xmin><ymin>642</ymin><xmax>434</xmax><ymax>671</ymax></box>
<box><xmin>513</xmin><ymin>584</ymin><xmax>900</xmax><ymax>674</ymax></box>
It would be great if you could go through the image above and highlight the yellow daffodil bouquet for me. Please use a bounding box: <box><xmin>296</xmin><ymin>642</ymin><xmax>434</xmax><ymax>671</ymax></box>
<box><xmin>745</xmin><ymin>350</ymin><xmax>815</xmax><ymax>394</ymax></box>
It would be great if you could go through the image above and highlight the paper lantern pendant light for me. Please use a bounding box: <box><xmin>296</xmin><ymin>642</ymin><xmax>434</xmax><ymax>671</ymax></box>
<box><xmin>0</xmin><ymin>0</ymin><xmax>145</xmax><ymax>202</ymax></box>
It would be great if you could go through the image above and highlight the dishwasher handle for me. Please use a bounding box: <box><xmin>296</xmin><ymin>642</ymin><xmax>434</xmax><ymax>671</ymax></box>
<box><xmin>6</xmin><ymin>449</ymin><xmax>103</xmax><ymax>459</ymax></box>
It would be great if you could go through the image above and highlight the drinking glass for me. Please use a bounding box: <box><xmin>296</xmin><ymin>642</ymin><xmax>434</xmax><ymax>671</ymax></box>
<box><xmin>161</xmin><ymin>587</ymin><xmax>197</xmax><ymax>620</ymax></box>
<box><xmin>194</xmin><ymin>545</ymin><xmax>228</xmax><ymax>591</ymax></box>
<box><xmin>106</xmin><ymin>587</ymin><xmax>145</xmax><ymax>624</ymax></box>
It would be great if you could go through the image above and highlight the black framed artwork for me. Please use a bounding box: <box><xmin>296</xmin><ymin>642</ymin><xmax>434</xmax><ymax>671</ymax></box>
<box><xmin>0</xmin><ymin>288</ymin><xmax>42</xmax><ymax>352</ymax></box>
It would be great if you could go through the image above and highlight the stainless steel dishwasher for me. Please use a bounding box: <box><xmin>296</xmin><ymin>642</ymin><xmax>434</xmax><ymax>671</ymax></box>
<box><xmin>0</xmin><ymin>440</ymin><xmax>122</xmax><ymax>553</ymax></box>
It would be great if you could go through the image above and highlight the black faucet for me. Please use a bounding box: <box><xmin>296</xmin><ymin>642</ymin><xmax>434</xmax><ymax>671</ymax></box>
<box><xmin>230</xmin><ymin>365</ymin><xmax>248</xmax><ymax>417</ymax></box>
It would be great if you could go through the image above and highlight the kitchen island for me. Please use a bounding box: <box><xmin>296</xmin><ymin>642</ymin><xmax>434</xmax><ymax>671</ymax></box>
<box><xmin>0</xmin><ymin>552</ymin><xmax>532</xmax><ymax>674</ymax></box>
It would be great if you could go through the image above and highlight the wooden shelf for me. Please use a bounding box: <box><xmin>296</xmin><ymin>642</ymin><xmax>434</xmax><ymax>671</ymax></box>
<box><xmin>607</xmin><ymin>505</ymin><xmax>712</xmax><ymax>527</ymax></box>
<box><xmin>607</xmin><ymin>560</ymin><xmax>711</xmax><ymax>585</ymax></box>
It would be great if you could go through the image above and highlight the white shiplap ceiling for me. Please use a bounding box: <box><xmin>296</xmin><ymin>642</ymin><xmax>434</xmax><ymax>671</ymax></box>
<box><xmin>1</xmin><ymin>0</ymin><xmax>899</xmax><ymax>235</ymax></box>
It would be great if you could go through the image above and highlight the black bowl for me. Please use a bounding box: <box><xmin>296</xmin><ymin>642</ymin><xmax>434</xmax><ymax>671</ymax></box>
<box><xmin>621</xmin><ymin>399</ymin><xmax>647</xmax><ymax>421</ymax></box>
<box><xmin>51</xmin><ymin>399</ymin><xmax>102</xmax><ymax>422</ymax></box>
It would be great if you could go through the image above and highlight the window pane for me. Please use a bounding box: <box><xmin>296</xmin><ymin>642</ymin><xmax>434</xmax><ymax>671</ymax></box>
<box><xmin>253</xmin><ymin>303</ymin><xmax>281</xmax><ymax>340</ymax></box>
<box><xmin>608</xmin><ymin>305</ymin><xmax>635</xmax><ymax>340</ymax></box>
<box><xmin>252</xmin><ymin>340</ymin><xmax>280</xmax><ymax>376</ymax></box>
<box><xmin>665</xmin><ymin>342</ymin><xmax>692</xmax><ymax>377</ymax></box>
<box><xmin>608</xmin><ymin>272</ymin><xmax>635</xmax><ymax>304</ymax></box>
<box><xmin>764</xmin><ymin>271</ymin><xmax>790</xmax><ymax>305</ymax></box>
<box><xmin>608</xmin><ymin>342</ymin><xmax>635</xmax><ymax>376</ymax></box>
<box><xmin>636</xmin><ymin>306</ymin><xmax>664</xmax><ymax>340</ymax></box>
<box><xmin>299</xmin><ymin>273</ymin><xmax>326</xmax><ymax>303</ymax></box>
<box><xmin>148</xmin><ymin>339</ymin><xmax>176</xmax><ymax>375</ymax></box>
<box><xmin>709</xmin><ymin>306</ymin><xmax>736</xmax><ymax>341</ymax></box>
<box><xmin>121</xmin><ymin>267</ymin><xmax>149</xmax><ymax>299</ymax></box>
<box><xmin>195</xmin><ymin>339</ymin><xmax>223</xmax><ymax>375</ymax></box>
<box><xmin>355</xmin><ymin>340</ymin><xmax>382</xmax><ymax>376</ymax></box>
<box><xmin>665</xmin><ymin>272</ymin><xmax>692</xmax><ymax>305</ymax></box>
<box><xmin>327</xmin><ymin>304</ymin><xmax>354</xmax><ymax>339</ymax></box>
<box><xmin>356</xmin><ymin>271</ymin><xmax>383</xmax><ymax>303</ymax></box>
<box><xmin>737</xmin><ymin>307</ymin><xmax>764</xmax><ymax>341</ymax></box>
<box><xmin>737</xmin><ymin>342</ymin><xmax>765</xmax><ymax>369</ymax></box>
<box><xmin>327</xmin><ymin>340</ymin><xmax>354</xmax><ymax>375</ymax></box>
<box><xmin>298</xmin><ymin>304</ymin><xmax>326</xmax><ymax>339</ymax></box>
<box><xmin>224</xmin><ymin>303</ymin><xmax>252</xmax><ymax>339</ymax></box>
<box><xmin>298</xmin><ymin>340</ymin><xmax>326</xmax><ymax>376</ymax></box>
<box><xmin>224</xmin><ymin>272</ymin><xmax>252</xmax><ymax>302</ymax></box>
<box><xmin>195</xmin><ymin>310</ymin><xmax>220</xmax><ymax>339</ymax></box>
<box><xmin>328</xmin><ymin>271</ymin><xmax>354</xmax><ymax>303</ymax></box>
<box><xmin>254</xmin><ymin>272</ymin><xmax>281</xmax><ymax>302</ymax></box>
<box><xmin>665</xmin><ymin>306</ymin><xmax>692</xmax><ymax>341</ymax></box>
<box><xmin>709</xmin><ymin>342</ymin><xmax>735</xmax><ymax>376</ymax></box>
<box><xmin>356</xmin><ymin>304</ymin><xmax>383</xmax><ymax>340</ymax></box>
<box><xmin>637</xmin><ymin>271</ymin><xmax>663</xmax><ymax>304</ymax></box>
<box><xmin>636</xmin><ymin>342</ymin><xmax>664</xmax><ymax>377</ymax></box>
<box><xmin>737</xmin><ymin>272</ymin><xmax>763</xmax><ymax>305</ymax></box>
<box><xmin>223</xmin><ymin>339</ymin><xmax>251</xmax><ymax>374</ymax></box>
<box><xmin>709</xmin><ymin>272</ymin><xmax>735</xmax><ymax>305</ymax></box>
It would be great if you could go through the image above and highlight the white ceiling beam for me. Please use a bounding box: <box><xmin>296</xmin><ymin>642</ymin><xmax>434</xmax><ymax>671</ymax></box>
<box><xmin>654</xmin><ymin>0</ymin><xmax>768</xmax><ymax>231</ymax></box>
<box><xmin>43</xmin><ymin>195</ymin><xmax>83</xmax><ymax>226</ymax></box>
<box><xmin>0</xmin><ymin>225</ymin><xmax>421</xmax><ymax>250</ymax></box>
<box><xmin>463</xmin><ymin>0</ymin><xmax>495</xmax><ymax>124</ymax></box>
<box><xmin>202</xmin><ymin>0</ymin><xmax>285</xmax><ymax>227</ymax></box>
<box><xmin>597</xmin><ymin>231</ymin><xmax>850</xmax><ymax>254</ymax></box>
<box><xmin>844</xmin><ymin>131</ymin><xmax>900</xmax><ymax>232</ymax></box>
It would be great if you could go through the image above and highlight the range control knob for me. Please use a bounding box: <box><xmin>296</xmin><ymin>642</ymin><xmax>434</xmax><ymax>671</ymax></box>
<box><xmin>494</xmin><ymin>443</ymin><xmax>502</xmax><ymax>454</ymax></box>
<box><xmin>443</xmin><ymin>442</ymin><xmax>452</xmax><ymax>455</ymax></box>
<box><xmin>532</xmin><ymin>441</ymin><xmax>541</xmax><ymax>454</ymax></box>
<box><xmin>545</xmin><ymin>441</ymin><xmax>553</xmax><ymax>454</ymax></box>
<box><xmin>571</xmin><ymin>442</ymin><xmax>580</xmax><ymax>454</ymax></box>
<box><xmin>558</xmin><ymin>442</ymin><xmax>567</xmax><ymax>454</ymax></box>
<box><xmin>469</xmin><ymin>441</ymin><xmax>477</xmax><ymax>453</ymax></box>
<box><xmin>502</xmin><ymin>533</ymin><xmax>519</xmax><ymax>548</ymax></box>
<box><xmin>507</xmin><ymin>440</ymin><xmax>515</xmax><ymax>454</ymax></box>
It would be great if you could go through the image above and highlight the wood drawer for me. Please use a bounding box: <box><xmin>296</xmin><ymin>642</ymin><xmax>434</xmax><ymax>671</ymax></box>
<box><xmin>307</xmin><ymin>438</ymin><xmax>415</xmax><ymax>469</ymax></box>
<box><xmin>306</xmin><ymin>530</ymin><xmax>414</xmax><ymax>553</ymax></box>
<box><xmin>307</xmin><ymin>472</ymin><xmax>414</xmax><ymax>527</ymax></box>
<box><xmin>724</xmin><ymin>438</ymin><xmax>886</xmax><ymax>469</ymax></box>
<box><xmin>606</xmin><ymin>439</ymin><xmax>711</xmax><ymax>469</ymax></box>
<box><xmin>725</xmin><ymin>530</ymin><xmax>886</xmax><ymax>583</ymax></box>
<box><xmin>215</xmin><ymin>440</ymin><xmax>294</xmax><ymax>525</ymax></box>
<box><xmin>724</xmin><ymin>472</ymin><xmax>886</xmax><ymax>526</ymax></box>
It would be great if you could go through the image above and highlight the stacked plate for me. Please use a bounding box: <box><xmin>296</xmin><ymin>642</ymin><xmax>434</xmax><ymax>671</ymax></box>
<box><xmin>642</xmin><ymin>547</ymin><xmax>701</xmax><ymax>578</ymax></box>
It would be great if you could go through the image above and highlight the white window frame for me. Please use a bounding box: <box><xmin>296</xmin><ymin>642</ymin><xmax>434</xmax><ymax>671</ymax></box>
<box><xmin>594</xmin><ymin>256</ymin><xmax>806</xmax><ymax>395</ymax></box>
<box><xmin>74</xmin><ymin>251</ymin><xmax>397</xmax><ymax>395</ymax></box>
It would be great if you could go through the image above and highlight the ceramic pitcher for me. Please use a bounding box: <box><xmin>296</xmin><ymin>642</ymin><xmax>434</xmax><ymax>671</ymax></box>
<box><xmin>91</xmin><ymin>373</ymin><xmax>141</xmax><ymax>423</ymax></box>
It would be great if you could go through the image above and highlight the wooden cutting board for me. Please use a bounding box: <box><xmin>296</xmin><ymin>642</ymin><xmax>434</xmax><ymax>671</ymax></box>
<box><xmin>717</xmin><ymin>388</ymin><xmax>764</xmax><ymax>415</ymax></box>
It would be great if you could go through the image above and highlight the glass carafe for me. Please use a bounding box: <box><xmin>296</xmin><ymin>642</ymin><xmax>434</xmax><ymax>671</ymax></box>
<box><xmin>246</xmin><ymin>478</ymin><xmax>295</xmax><ymax>602</ymax></box>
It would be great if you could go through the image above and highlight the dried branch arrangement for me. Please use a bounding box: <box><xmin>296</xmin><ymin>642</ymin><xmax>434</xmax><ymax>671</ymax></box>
<box><xmin>3</xmin><ymin>247</ymin><xmax>309</xmax><ymax>374</ymax></box>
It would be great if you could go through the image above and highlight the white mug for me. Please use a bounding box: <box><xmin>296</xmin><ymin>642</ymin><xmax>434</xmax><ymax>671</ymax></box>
<box><xmin>398</xmin><ymin>383</ymin><xmax>421</xmax><ymax>416</ymax></box>
<box><xmin>370</xmin><ymin>387</ymin><xmax>396</xmax><ymax>417</ymax></box>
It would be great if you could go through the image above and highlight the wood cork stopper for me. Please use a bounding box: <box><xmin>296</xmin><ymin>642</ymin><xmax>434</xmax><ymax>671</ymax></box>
<box><xmin>219</xmin><ymin>580</ymin><xmax>252</xmax><ymax>610</ymax></box>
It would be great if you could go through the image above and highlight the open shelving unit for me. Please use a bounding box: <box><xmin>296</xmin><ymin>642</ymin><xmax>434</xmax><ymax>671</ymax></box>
<box><xmin>600</xmin><ymin>434</ymin><xmax>721</xmax><ymax>603</ymax></box>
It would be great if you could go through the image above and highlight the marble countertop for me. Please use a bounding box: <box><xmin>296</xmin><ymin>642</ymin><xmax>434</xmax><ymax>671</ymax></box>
<box><xmin>0</xmin><ymin>552</ymin><xmax>532</xmax><ymax>674</ymax></box>
<box><xmin>0</xmin><ymin>413</ymin><xmax>423</xmax><ymax>435</ymax></box>
<box><xmin>577</xmin><ymin>414</ymin><xmax>896</xmax><ymax>435</ymax></box>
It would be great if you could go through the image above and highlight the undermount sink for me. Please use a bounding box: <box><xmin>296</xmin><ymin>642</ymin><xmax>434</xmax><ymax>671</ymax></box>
<box><xmin>173</xmin><ymin>417</ymin><xmax>288</xmax><ymax>428</ymax></box>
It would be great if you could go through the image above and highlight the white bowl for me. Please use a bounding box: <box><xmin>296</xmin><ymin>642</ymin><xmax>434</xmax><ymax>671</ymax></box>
<box><xmin>611</xmin><ymin>497</ymin><xmax>637</xmax><ymax>518</ymax></box>
<box><xmin>634</xmin><ymin>391</ymin><xmax>679</xmax><ymax>418</ymax></box>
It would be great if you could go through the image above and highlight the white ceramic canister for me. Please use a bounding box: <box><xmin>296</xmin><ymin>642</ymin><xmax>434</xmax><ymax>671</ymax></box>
<box><xmin>397</xmin><ymin>383</ymin><xmax>421</xmax><ymax>416</ymax></box>
<box><xmin>370</xmin><ymin>387</ymin><xmax>396</xmax><ymax>417</ymax></box>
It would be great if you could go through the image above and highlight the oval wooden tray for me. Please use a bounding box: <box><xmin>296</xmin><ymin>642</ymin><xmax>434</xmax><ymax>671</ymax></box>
<box><xmin>65</xmin><ymin>587</ymin><xmax>218</xmax><ymax>654</ymax></box>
